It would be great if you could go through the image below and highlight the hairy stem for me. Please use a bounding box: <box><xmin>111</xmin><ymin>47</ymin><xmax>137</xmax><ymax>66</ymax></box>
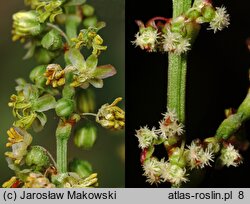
<box><xmin>168</xmin><ymin>0</ymin><xmax>192</xmax><ymax>123</ymax></box>
<box><xmin>56</xmin><ymin>138</ymin><xmax>68</xmax><ymax>173</ymax></box>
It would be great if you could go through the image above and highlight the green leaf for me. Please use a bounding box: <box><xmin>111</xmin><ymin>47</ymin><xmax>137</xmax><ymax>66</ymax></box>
<box><xmin>64</xmin><ymin>0</ymin><xmax>86</xmax><ymax>6</ymax></box>
<box><xmin>65</xmin><ymin>48</ymin><xmax>85</xmax><ymax>69</ymax></box>
<box><xmin>92</xmin><ymin>64</ymin><xmax>116</xmax><ymax>79</ymax></box>
<box><xmin>23</xmin><ymin>84</ymin><xmax>39</xmax><ymax>100</ymax></box>
<box><xmin>86</xmin><ymin>54</ymin><xmax>98</xmax><ymax>70</ymax></box>
<box><xmin>32</xmin><ymin>94</ymin><xmax>56</xmax><ymax>112</ymax></box>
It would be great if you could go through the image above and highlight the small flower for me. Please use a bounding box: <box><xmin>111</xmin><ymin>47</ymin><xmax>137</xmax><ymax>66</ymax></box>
<box><xmin>186</xmin><ymin>140</ymin><xmax>214</xmax><ymax>169</ymax></box>
<box><xmin>132</xmin><ymin>27</ymin><xmax>159</xmax><ymax>52</ymax></box>
<box><xmin>161</xmin><ymin>162</ymin><xmax>188</xmax><ymax>187</ymax></box>
<box><xmin>209</xmin><ymin>6</ymin><xmax>230</xmax><ymax>33</ymax></box>
<box><xmin>66</xmin><ymin>49</ymin><xmax>116</xmax><ymax>89</ymax></box>
<box><xmin>220</xmin><ymin>144</ymin><xmax>242</xmax><ymax>167</ymax></box>
<box><xmin>44</xmin><ymin>64</ymin><xmax>65</xmax><ymax>87</ymax></box>
<box><xmin>162</xmin><ymin>28</ymin><xmax>190</xmax><ymax>54</ymax></box>
<box><xmin>24</xmin><ymin>172</ymin><xmax>55</xmax><ymax>188</ymax></box>
<box><xmin>96</xmin><ymin>97</ymin><xmax>125</xmax><ymax>130</ymax></box>
<box><xmin>157</xmin><ymin>109</ymin><xmax>184</xmax><ymax>139</ymax></box>
<box><xmin>142</xmin><ymin>157</ymin><xmax>164</xmax><ymax>185</ymax></box>
<box><xmin>135</xmin><ymin>126</ymin><xmax>158</xmax><ymax>149</ymax></box>
<box><xmin>12</xmin><ymin>11</ymin><xmax>43</xmax><ymax>42</ymax></box>
<box><xmin>36</xmin><ymin>0</ymin><xmax>63</xmax><ymax>23</ymax></box>
<box><xmin>5</xmin><ymin>127</ymin><xmax>33</xmax><ymax>164</ymax></box>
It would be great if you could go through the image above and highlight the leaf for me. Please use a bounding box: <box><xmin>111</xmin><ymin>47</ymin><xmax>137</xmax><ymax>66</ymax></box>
<box><xmin>64</xmin><ymin>0</ymin><xmax>86</xmax><ymax>6</ymax></box>
<box><xmin>32</xmin><ymin>94</ymin><xmax>56</xmax><ymax>112</ymax></box>
<box><xmin>86</xmin><ymin>54</ymin><xmax>98</xmax><ymax>70</ymax></box>
<box><xmin>92</xmin><ymin>64</ymin><xmax>116</xmax><ymax>79</ymax></box>
<box><xmin>65</xmin><ymin>48</ymin><xmax>85</xmax><ymax>69</ymax></box>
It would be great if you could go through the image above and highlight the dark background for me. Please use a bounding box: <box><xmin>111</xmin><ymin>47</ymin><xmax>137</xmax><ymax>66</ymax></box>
<box><xmin>126</xmin><ymin>0</ymin><xmax>250</xmax><ymax>187</ymax></box>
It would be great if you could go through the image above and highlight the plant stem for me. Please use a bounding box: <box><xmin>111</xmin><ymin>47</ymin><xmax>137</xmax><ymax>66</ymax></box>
<box><xmin>168</xmin><ymin>0</ymin><xmax>192</xmax><ymax>123</ymax></box>
<box><xmin>56</xmin><ymin>138</ymin><xmax>67</xmax><ymax>173</ymax></box>
<box><xmin>47</xmin><ymin>23</ymin><xmax>71</xmax><ymax>45</ymax></box>
<box><xmin>80</xmin><ymin>113</ymin><xmax>97</xmax><ymax>117</ymax></box>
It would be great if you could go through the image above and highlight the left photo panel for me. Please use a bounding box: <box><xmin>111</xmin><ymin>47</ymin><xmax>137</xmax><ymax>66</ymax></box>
<box><xmin>0</xmin><ymin>0</ymin><xmax>125</xmax><ymax>188</ymax></box>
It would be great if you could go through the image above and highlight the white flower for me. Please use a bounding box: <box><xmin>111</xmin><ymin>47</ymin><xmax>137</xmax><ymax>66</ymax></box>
<box><xmin>161</xmin><ymin>162</ymin><xmax>188</xmax><ymax>187</ymax></box>
<box><xmin>142</xmin><ymin>158</ymin><xmax>164</xmax><ymax>185</ymax></box>
<box><xmin>135</xmin><ymin>126</ymin><xmax>158</xmax><ymax>149</ymax></box>
<box><xmin>162</xmin><ymin>28</ymin><xmax>190</xmax><ymax>54</ymax></box>
<box><xmin>156</xmin><ymin>109</ymin><xmax>184</xmax><ymax>139</ymax></box>
<box><xmin>220</xmin><ymin>144</ymin><xmax>242</xmax><ymax>167</ymax></box>
<box><xmin>209</xmin><ymin>6</ymin><xmax>230</xmax><ymax>33</ymax></box>
<box><xmin>186</xmin><ymin>140</ymin><xmax>214</xmax><ymax>169</ymax></box>
<box><xmin>132</xmin><ymin>27</ymin><xmax>159</xmax><ymax>52</ymax></box>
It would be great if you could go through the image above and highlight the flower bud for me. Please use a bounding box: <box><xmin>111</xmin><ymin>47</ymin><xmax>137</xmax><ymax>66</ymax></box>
<box><xmin>55</xmin><ymin>98</ymin><xmax>75</xmax><ymax>117</ymax></box>
<box><xmin>35</xmin><ymin>48</ymin><xmax>60</xmax><ymax>64</ymax></box>
<box><xmin>170</xmin><ymin>16</ymin><xmax>186</xmax><ymax>37</ymax></box>
<box><xmin>62</xmin><ymin>85</ymin><xmax>75</xmax><ymax>99</ymax></box>
<box><xmin>201</xmin><ymin>5</ymin><xmax>216</xmax><ymax>22</ymax></box>
<box><xmin>74</xmin><ymin>124</ymin><xmax>97</xmax><ymax>149</ymax></box>
<box><xmin>12</xmin><ymin>11</ymin><xmax>43</xmax><ymax>42</ymax></box>
<box><xmin>185</xmin><ymin>9</ymin><xmax>201</xmax><ymax>21</ymax></box>
<box><xmin>69</xmin><ymin>158</ymin><xmax>93</xmax><ymax>178</ymax></box>
<box><xmin>25</xmin><ymin>146</ymin><xmax>50</xmax><ymax>170</ymax></box>
<box><xmin>29</xmin><ymin>65</ymin><xmax>47</xmax><ymax>87</ymax></box>
<box><xmin>82</xmin><ymin>4</ymin><xmax>95</xmax><ymax>17</ymax></box>
<box><xmin>83</xmin><ymin>16</ymin><xmax>98</xmax><ymax>28</ymax></box>
<box><xmin>41</xmin><ymin>29</ymin><xmax>63</xmax><ymax>51</ymax></box>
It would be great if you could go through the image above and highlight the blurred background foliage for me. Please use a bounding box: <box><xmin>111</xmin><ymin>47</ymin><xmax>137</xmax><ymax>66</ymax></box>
<box><xmin>0</xmin><ymin>0</ymin><xmax>125</xmax><ymax>187</ymax></box>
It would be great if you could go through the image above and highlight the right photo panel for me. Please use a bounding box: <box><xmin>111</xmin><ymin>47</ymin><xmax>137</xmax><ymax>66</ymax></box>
<box><xmin>126</xmin><ymin>0</ymin><xmax>250</xmax><ymax>187</ymax></box>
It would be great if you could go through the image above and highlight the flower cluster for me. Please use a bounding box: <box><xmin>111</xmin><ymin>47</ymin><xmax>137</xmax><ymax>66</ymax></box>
<box><xmin>4</xmin><ymin>0</ymin><xmax>125</xmax><ymax>188</ymax></box>
<box><xmin>133</xmin><ymin>0</ymin><xmax>230</xmax><ymax>54</ymax></box>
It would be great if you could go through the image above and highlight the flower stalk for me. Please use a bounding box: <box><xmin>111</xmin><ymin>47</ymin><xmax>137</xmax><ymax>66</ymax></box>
<box><xmin>168</xmin><ymin>0</ymin><xmax>192</xmax><ymax>123</ymax></box>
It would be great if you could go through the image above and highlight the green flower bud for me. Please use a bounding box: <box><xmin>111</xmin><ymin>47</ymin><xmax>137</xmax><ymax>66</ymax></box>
<box><xmin>237</xmin><ymin>91</ymin><xmax>250</xmax><ymax>121</ymax></box>
<box><xmin>185</xmin><ymin>9</ymin><xmax>201</xmax><ymax>21</ymax></box>
<box><xmin>82</xmin><ymin>4</ymin><xmax>95</xmax><ymax>17</ymax></box>
<box><xmin>56</xmin><ymin>120</ymin><xmax>72</xmax><ymax>140</ymax></box>
<box><xmin>69</xmin><ymin>158</ymin><xmax>93</xmax><ymax>178</ymax></box>
<box><xmin>25</xmin><ymin>146</ymin><xmax>50</xmax><ymax>170</ymax></box>
<box><xmin>62</xmin><ymin>85</ymin><xmax>75</xmax><ymax>99</ymax></box>
<box><xmin>216</xmin><ymin>113</ymin><xmax>243</xmax><ymax>140</ymax></box>
<box><xmin>185</xmin><ymin>21</ymin><xmax>201</xmax><ymax>44</ymax></box>
<box><xmin>169</xmin><ymin>147</ymin><xmax>186</xmax><ymax>168</ymax></box>
<box><xmin>29</xmin><ymin>65</ymin><xmax>47</xmax><ymax>87</ymax></box>
<box><xmin>201</xmin><ymin>5</ymin><xmax>216</xmax><ymax>22</ymax></box>
<box><xmin>74</xmin><ymin>124</ymin><xmax>97</xmax><ymax>149</ymax></box>
<box><xmin>35</xmin><ymin>48</ymin><xmax>60</xmax><ymax>64</ymax></box>
<box><xmin>55</xmin><ymin>98</ymin><xmax>75</xmax><ymax>117</ymax></box>
<box><xmin>12</xmin><ymin>10</ymin><xmax>43</xmax><ymax>42</ymax></box>
<box><xmin>41</xmin><ymin>29</ymin><xmax>63</xmax><ymax>51</ymax></box>
<box><xmin>170</xmin><ymin>16</ymin><xmax>186</xmax><ymax>37</ymax></box>
<box><xmin>76</xmin><ymin>89</ymin><xmax>96</xmax><ymax>113</ymax></box>
<box><xmin>83</xmin><ymin>16</ymin><xmax>98</xmax><ymax>28</ymax></box>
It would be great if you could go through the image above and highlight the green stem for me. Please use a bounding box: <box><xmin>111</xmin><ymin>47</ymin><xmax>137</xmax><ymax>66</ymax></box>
<box><xmin>56</xmin><ymin>138</ymin><xmax>68</xmax><ymax>173</ymax></box>
<box><xmin>47</xmin><ymin>23</ymin><xmax>71</xmax><ymax>45</ymax></box>
<box><xmin>168</xmin><ymin>0</ymin><xmax>192</xmax><ymax>123</ymax></box>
